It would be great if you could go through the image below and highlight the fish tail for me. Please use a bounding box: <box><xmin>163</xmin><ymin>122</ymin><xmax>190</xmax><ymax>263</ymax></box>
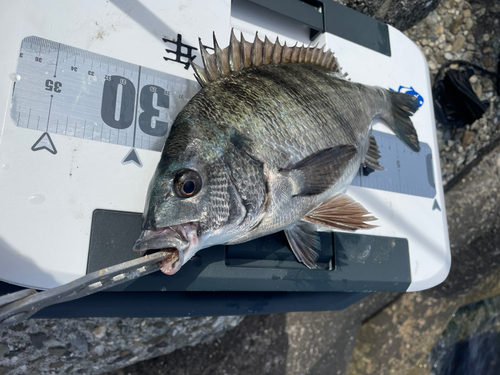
<box><xmin>383</xmin><ymin>91</ymin><xmax>421</xmax><ymax>152</ymax></box>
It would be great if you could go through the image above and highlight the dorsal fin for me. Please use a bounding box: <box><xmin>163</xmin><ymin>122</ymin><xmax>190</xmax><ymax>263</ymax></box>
<box><xmin>190</xmin><ymin>30</ymin><xmax>345</xmax><ymax>88</ymax></box>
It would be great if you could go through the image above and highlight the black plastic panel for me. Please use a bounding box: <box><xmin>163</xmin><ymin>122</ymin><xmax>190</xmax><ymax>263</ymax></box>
<box><xmin>323</xmin><ymin>1</ymin><xmax>391</xmax><ymax>56</ymax></box>
<box><xmin>233</xmin><ymin>0</ymin><xmax>391</xmax><ymax>55</ymax></box>
<box><xmin>88</xmin><ymin>210</ymin><xmax>411</xmax><ymax>293</ymax></box>
<box><xmin>0</xmin><ymin>281</ymin><xmax>368</xmax><ymax>318</ymax></box>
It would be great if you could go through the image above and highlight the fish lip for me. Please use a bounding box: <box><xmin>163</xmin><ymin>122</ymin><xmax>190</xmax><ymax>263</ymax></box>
<box><xmin>133</xmin><ymin>222</ymin><xmax>199</xmax><ymax>275</ymax></box>
<box><xmin>160</xmin><ymin>250</ymin><xmax>184</xmax><ymax>275</ymax></box>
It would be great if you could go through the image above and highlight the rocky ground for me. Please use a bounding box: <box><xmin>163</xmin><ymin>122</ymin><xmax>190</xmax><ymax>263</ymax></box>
<box><xmin>405</xmin><ymin>0</ymin><xmax>500</xmax><ymax>186</ymax></box>
<box><xmin>428</xmin><ymin>295</ymin><xmax>500</xmax><ymax>374</ymax></box>
<box><xmin>0</xmin><ymin>316</ymin><xmax>242</xmax><ymax>375</ymax></box>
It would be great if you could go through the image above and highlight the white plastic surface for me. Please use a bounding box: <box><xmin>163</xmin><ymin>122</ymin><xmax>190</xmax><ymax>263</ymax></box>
<box><xmin>0</xmin><ymin>0</ymin><xmax>450</xmax><ymax>290</ymax></box>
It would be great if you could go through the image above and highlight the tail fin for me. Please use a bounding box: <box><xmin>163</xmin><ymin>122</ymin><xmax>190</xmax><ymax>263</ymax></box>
<box><xmin>383</xmin><ymin>91</ymin><xmax>421</xmax><ymax>152</ymax></box>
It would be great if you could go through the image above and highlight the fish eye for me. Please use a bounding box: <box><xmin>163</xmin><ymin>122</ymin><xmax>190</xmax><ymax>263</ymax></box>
<box><xmin>173</xmin><ymin>169</ymin><xmax>202</xmax><ymax>198</ymax></box>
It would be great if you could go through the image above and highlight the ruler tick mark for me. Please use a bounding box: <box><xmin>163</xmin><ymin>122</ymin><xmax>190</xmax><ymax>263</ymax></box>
<box><xmin>27</xmin><ymin>108</ymin><xmax>32</xmax><ymax>128</ymax></box>
<box><xmin>54</xmin><ymin>44</ymin><xmax>60</xmax><ymax>77</ymax></box>
<box><xmin>46</xmin><ymin>95</ymin><xmax>53</xmax><ymax>131</ymax></box>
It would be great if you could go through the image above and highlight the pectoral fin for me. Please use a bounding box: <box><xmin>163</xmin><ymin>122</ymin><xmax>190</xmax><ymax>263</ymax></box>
<box><xmin>303</xmin><ymin>194</ymin><xmax>377</xmax><ymax>231</ymax></box>
<box><xmin>363</xmin><ymin>135</ymin><xmax>384</xmax><ymax>171</ymax></box>
<box><xmin>283</xmin><ymin>145</ymin><xmax>357</xmax><ymax>196</ymax></box>
<box><xmin>284</xmin><ymin>222</ymin><xmax>320</xmax><ymax>269</ymax></box>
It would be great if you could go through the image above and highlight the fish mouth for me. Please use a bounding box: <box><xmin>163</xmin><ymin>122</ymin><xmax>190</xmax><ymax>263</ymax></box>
<box><xmin>133</xmin><ymin>222</ymin><xmax>199</xmax><ymax>275</ymax></box>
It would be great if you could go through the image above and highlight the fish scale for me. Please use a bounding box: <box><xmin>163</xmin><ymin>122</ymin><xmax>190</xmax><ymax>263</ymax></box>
<box><xmin>202</xmin><ymin>65</ymin><xmax>372</xmax><ymax>168</ymax></box>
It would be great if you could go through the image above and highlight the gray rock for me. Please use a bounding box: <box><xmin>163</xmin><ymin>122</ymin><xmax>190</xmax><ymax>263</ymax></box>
<box><xmin>452</xmin><ymin>34</ymin><xmax>466</xmax><ymax>51</ymax></box>
<box><xmin>444</xmin><ymin>52</ymin><xmax>454</xmax><ymax>60</ymax></box>
<box><xmin>45</xmin><ymin>338</ymin><xmax>64</xmax><ymax>348</ymax></box>
<box><xmin>443</xmin><ymin>128</ymin><xmax>452</xmax><ymax>142</ymax></box>
<box><xmin>0</xmin><ymin>345</ymin><xmax>8</xmax><ymax>358</ymax></box>
<box><xmin>476</xmin><ymin>8</ymin><xmax>486</xmax><ymax>17</ymax></box>
<box><xmin>48</xmin><ymin>346</ymin><xmax>69</xmax><ymax>357</ymax></box>
<box><xmin>474</xmin><ymin>83</ymin><xmax>483</xmax><ymax>99</ymax></box>
<box><xmin>479</xmin><ymin>133</ymin><xmax>490</xmax><ymax>142</ymax></box>
<box><xmin>92</xmin><ymin>325</ymin><xmax>107</xmax><ymax>339</ymax></box>
<box><xmin>464</xmin><ymin>17</ymin><xmax>474</xmax><ymax>30</ymax></box>
<box><xmin>483</xmin><ymin>79</ymin><xmax>494</xmax><ymax>93</ymax></box>
<box><xmin>0</xmin><ymin>316</ymin><xmax>243</xmax><ymax>374</ymax></box>
<box><xmin>466</xmin><ymin>148</ymin><xmax>477</xmax><ymax>163</ymax></box>
<box><xmin>443</xmin><ymin>13</ymin><xmax>454</xmax><ymax>27</ymax></box>
<box><xmin>436</xmin><ymin>53</ymin><xmax>447</xmax><ymax>64</ymax></box>
<box><xmin>449</xmin><ymin>15</ymin><xmax>464</xmax><ymax>34</ymax></box>
<box><xmin>426</xmin><ymin>10</ymin><xmax>439</xmax><ymax>25</ymax></box>
<box><xmin>438</xmin><ymin>138</ymin><xmax>446</xmax><ymax>152</ymax></box>
<box><xmin>454</xmin><ymin>128</ymin><xmax>465</xmax><ymax>141</ymax></box>
<box><xmin>70</xmin><ymin>333</ymin><xmax>89</xmax><ymax>352</ymax></box>
<box><xmin>455</xmin><ymin>155</ymin><xmax>465</xmax><ymax>170</ymax></box>
<box><xmin>49</xmin><ymin>361</ymin><xmax>65</xmax><ymax>369</ymax></box>
<box><xmin>29</xmin><ymin>332</ymin><xmax>49</xmax><ymax>350</ymax></box>
<box><xmin>461</xmin><ymin>50</ymin><xmax>473</xmax><ymax>61</ymax></box>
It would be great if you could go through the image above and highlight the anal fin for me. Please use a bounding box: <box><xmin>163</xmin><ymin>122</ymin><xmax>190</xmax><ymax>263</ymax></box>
<box><xmin>284</xmin><ymin>222</ymin><xmax>320</xmax><ymax>269</ymax></box>
<box><xmin>303</xmin><ymin>194</ymin><xmax>377</xmax><ymax>231</ymax></box>
<box><xmin>363</xmin><ymin>135</ymin><xmax>384</xmax><ymax>171</ymax></box>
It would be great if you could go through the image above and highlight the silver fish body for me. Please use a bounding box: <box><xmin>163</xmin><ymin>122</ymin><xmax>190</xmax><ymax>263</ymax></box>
<box><xmin>133</xmin><ymin>32</ymin><xmax>420</xmax><ymax>273</ymax></box>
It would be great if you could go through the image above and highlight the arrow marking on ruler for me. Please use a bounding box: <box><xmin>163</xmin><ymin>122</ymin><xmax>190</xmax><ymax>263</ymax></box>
<box><xmin>122</xmin><ymin>148</ymin><xmax>142</xmax><ymax>167</ymax></box>
<box><xmin>432</xmin><ymin>199</ymin><xmax>441</xmax><ymax>211</ymax></box>
<box><xmin>31</xmin><ymin>132</ymin><xmax>57</xmax><ymax>154</ymax></box>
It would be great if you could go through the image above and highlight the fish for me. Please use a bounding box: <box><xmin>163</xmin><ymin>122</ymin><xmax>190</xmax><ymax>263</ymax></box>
<box><xmin>133</xmin><ymin>30</ymin><xmax>420</xmax><ymax>275</ymax></box>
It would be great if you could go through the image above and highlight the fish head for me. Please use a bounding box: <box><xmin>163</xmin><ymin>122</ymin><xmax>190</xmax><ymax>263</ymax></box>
<box><xmin>133</xmin><ymin>125</ymin><xmax>253</xmax><ymax>275</ymax></box>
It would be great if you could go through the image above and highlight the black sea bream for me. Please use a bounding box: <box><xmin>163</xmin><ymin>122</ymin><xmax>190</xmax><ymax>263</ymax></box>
<box><xmin>133</xmin><ymin>31</ymin><xmax>420</xmax><ymax>274</ymax></box>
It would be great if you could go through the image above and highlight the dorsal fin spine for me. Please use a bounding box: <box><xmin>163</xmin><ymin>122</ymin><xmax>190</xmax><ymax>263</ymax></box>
<box><xmin>240</xmin><ymin>32</ymin><xmax>253</xmax><ymax>68</ymax></box>
<box><xmin>272</xmin><ymin>37</ymin><xmax>282</xmax><ymax>64</ymax></box>
<box><xmin>252</xmin><ymin>32</ymin><xmax>264</xmax><ymax>67</ymax></box>
<box><xmin>198</xmin><ymin>38</ymin><xmax>219</xmax><ymax>81</ymax></box>
<box><xmin>228</xmin><ymin>29</ymin><xmax>242</xmax><ymax>72</ymax></box>
<box><xmin>263</xmin><ymin>36</ymin><xmax>273</xmax><ymax>65</ymax></box>
<box><xmin>298</xmin><ymin>46</ymin><xmax>307</xmax><ymax>63</ymax></box>
<box><xmin>290</xmin><ymin>43</ymin><xmax>300</xmax><ymax>63</ymax></box>
<box><xmin>213</xmin><ymin>33</ymin><xmax>224</xmax><ymax>75</ymax></box>
<box><xmin>191</xmin><ymin>30</ymin><xmax>345</xmax><ymax>87</ymax></box>
<box><xmin>190</xmin><ymin>61</ymin><xmax>209</xmax><ymax>87</ymax></box>
<box><xmin>281</xmin><ymin>42</ymin><xmax>292</xmax><ymax>63</ymax></box>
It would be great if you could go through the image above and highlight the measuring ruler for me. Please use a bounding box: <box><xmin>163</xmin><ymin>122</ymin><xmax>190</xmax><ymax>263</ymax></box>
<box><xmin>11</xmin><ymin>36</ymin><xmax>200</xmax><ymax>166</ymax></box>
<box><xmin>352</xmin><ymin>130</ymin><xmax>436</xmax><ymax>198</ymax></box>
<box><xmin>11</xmin><ymin>36</ymin><xmax>435</xmax><ymax>197</ymax></box>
